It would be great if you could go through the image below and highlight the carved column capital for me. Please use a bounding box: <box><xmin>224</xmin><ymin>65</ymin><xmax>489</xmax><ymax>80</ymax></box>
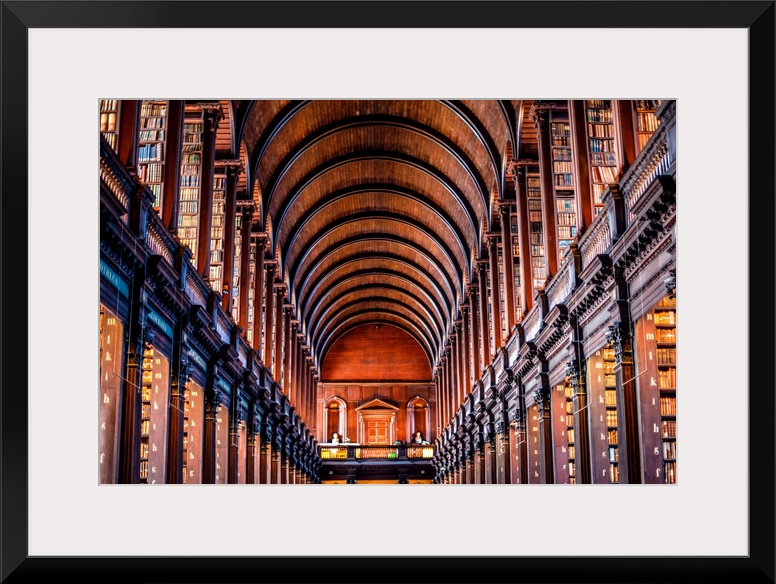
<box><xmin>529</xmin><ymin>101</ymin><xmax>555</xmax><ymax>126</ymax></box>
<box><xmin>606</xmin><ymin>322</ymin><xmax>632</xmax><ymax>366</ymax></box>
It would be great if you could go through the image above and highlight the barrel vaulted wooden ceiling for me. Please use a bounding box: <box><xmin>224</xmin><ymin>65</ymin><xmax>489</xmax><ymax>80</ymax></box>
<box><xmin>213</xmin><ymin>99</ymin><xmax>539</xmax><ymax>376</ymax></box>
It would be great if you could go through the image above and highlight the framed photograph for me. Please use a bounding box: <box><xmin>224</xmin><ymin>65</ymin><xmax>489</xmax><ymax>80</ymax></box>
<box><xmin>4</xmin><ymin>1</ymin><xmax>773</xmax><ymax>582</ymax></box>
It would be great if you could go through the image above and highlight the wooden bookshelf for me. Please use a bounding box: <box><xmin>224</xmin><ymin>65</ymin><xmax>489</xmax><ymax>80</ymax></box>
<box><xmin>99</xmin><ymin>99</ymin><xmax>119</xmax><ymax>151</ymax></box>
<box><xmin>510</xmin><ymin>211</ymin><xmax>522</xmax><ymax>322</ymax></box>
<box><xmin>140</xmin><ymin>347</ymin><xmax>154</xmax><ymax>483</ymax></box>
<box><xmin>564</xmin><ymin>382</ymin><xmax>576</xmax><ymax>484</ymax></box>
<box><xmin>552</xmin><ymin>382</ymin><xmax>573</xmax><ymax>484</ymax></box>
<box><xmin>246</xmin><ymin>238</ymin><xmax>258</xmax><ymax>346</ymax></box>
<box><xmin>231</xmin><ymin>207</ymin><xmax>246</xmax><ymax>323</ymax></box>
<box><xmin>215</xmin><ymin>404</ymin><xmax>228</xmax><ymax>484</ymax></box>
<box><xmin>209</xmin><ymin>174</ymin><xmax>226</xmax><ymax>293</ymax></box>
<box><xmin>183</xmin><ymin>381</ymin><xmax>203</xmax><ymax>484</ymax></box>
<box><xmin>655</xmin><ymin>295</ymin><xmax>677</xmax><ymax>484</ymax></box>
<box><xmin>549</xmin><ymin>107</ymin><xmax>577</xmax><ymax>263</ymax></box>
<box><xmin>496</xmin><ymin>246</ymin><xmax>508</xmax><ymax>344</ymax></box>
<box><xmin>527</xmin><ymin>174</ymin><xmax>545</xmax><ymax>289</ymax></box>
<box><xmin>138</xmin><ymin>100</ymin><xmax>168</xmax><ymax>210</ymax></box>
<box><xmin>602</xmin><ymin>346</ymin><xmax>619</xmax><ymax>483</ymax></box>
<box><xmin>635</xmin><ymin>99</ymin><xmax>663</xmax><ymax>152</ymax></box>
<box><xmin>177</xmin><ymin>114</ymin><xmax>204</xmax><ymax>261</ymax></box>
<box><xmin>585</xmin><ymin>100</ymin><xmax>618</xmax><ymax>215</ymax></box>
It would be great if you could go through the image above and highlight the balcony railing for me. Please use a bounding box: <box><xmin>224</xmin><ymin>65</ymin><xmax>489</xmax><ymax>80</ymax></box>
<box><xmin>318</xmin><ymin>444</ymin><xmax>435</xmax><ymax>461</ymax></box>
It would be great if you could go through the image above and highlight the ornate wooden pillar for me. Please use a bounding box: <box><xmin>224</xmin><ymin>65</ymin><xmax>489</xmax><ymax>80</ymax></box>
<box><xmin>260</xmin><ymin>422</ymin><xmax>271</xmax><ymax>484</ymax></box>
<box><xmin>465</xmin><ymin>432</ymin><xmax>475</xmax><ymax>484</ymax></box>
<box><xmin>166</xmin><ymin>328</ymin><xmax>191</xmax><ymax>485</ymax></box>
<box><xmin>251</xmin><ymin>235</ymin><xmax>267</xmax><ymax>356</ymax></box>
<box><xmin>161</xmin><ymin>99</ymin><xmax>184</xmax><ymax>231</ymax></box>
<box><xmin>286</xmin><ymin>316</ymin><xmax>296</xmax><ymax>405</ymax></box>
<box><xmin>607</xmin><ymin>306</ymin><xmax>641</xmax><ymax>484</ymax></box>
<box><xmin>238</xmin><ymin>202</ymin><xmax>254</xmax><ymax>331</ymax></box>
<box><xmin>246</xmin><ymin>412</ymin><xmax>258</xmax><ymax>484</ymax></box>
<box><xmin>532</xmin><ymin>102</ymin><xmax>559</xmax><ymax>279</ymax></box>
<box><xmin>460</xmin><ymin>304</ymin><xmax>471</xmax><ymax>395</ymax></box>
<box><xmin>195</xmin><ymin>105</ymin><xmax>222</xmax><ymax>278</ymax></box>
<box><xmin>536</xmin><ymin>377</ymin><xmax>555</xmax><ymax>484</ymax></box>
<box><xmin>202</xmin><ymin>379</ymin><xmax>221</xmax><ymax>484</ymax></box>
<box><xmin>487</xmin><ymin>233</ymin><xmax>503</xmax><ymax>350</ymax></box>
<box><xmin>498</xmin><ymin>203</ymin><xmax>516</xmax><ymax>333</ymax></box>
<box><xmin>221</xmin><ymin>161</ymin><xmax>241</xmax><ymax>313</ymax></box>
<box><xmin>614</xmin><ymin>99</ymin><xmax>637</xmax><ymax>172</ymax></box>
<box><xmin>117</xmin><ymin>99</ymin><xmax>140</xmax><ymax>172</ymax></box>
<box><xmin>485</xmin><ymin>420</ymin><xmax>498</xmax><ymax>484</ymax></box>
<box><xmin>497</xmin><ymin>388</ymin><xmax>512</xmax><ymax>484</ymax></box>
<box><xmin>467</xmin><ymin>283</ymin><xmax>480</xmax><ymax>382</ymax></box>
<box><xmin>450</xmin><ymin>326</ymin><xmax>460</xmax><ymax>410</ymax></box>
<box><xmin>264</xmin><ymin>263</ymin><xmax>277</xmax><ymax>370</ymax></box>
<box><xmin>511</xmin><ymin>160</ymin><xmax>534</xmax><ymax>313</ymax></box>
<box><xmin>476</xmin><ymin>261</ymin><xmax>491</xmax><ymax>368</ymax></box>
<box><xmin>280</xmin><ymin>436</ymin><xmax>290</xmax><ymax>485</ymax></box>
<box><xmin>119</xmin><ymin>307</ymin><xmax>149</xmax><ymax>484</ymax></box>
<box><xmin>569</xmin><ymin>100</ymin><xmax>594</xmax><ymax>232</ymax></box>
<box><xmin>228</xmin><ymin>397</ymin><xmax>242</xmax><ymax>484</ymax></box>
<box><xmin>474</xmin><ymin>424</ymin><xmax>486</xmax><ymax>484</ymax></box>
<box><xmin>270</xmin><ymin>425</ymin><xmax>281</xmax><ymax>484</ymax></box>
<box><xmin>273</xmin><ymin>284</ymin><xmax>285</xmax><ymax>382</ymax></box>
<box><xmin>568</xmin><ymin>314</ymin><xmax>591</xmax><ymax>483</ymax></box>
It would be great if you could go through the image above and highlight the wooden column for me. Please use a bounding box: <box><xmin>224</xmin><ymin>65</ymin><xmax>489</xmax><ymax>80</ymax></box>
<box><xmin>259</xmin><ymin>424</ymin><xmax>271</xmax><ymax>484</ymax></box>
<box><xmin>511</xmin><ymin>161</ymin><xmax>534</xmax><ymax>313</ymax></box>
<box><xmin>614</xmin><ymin>99</ymin><xmax>637</xmax><ymax>173</ymax></box>
<box><xmin>238</xmin><ymin>203</ymin><xmax>254</xmax><ymax>331</ymax></box>
<box><xmin>165</xmin><ymin>332</ymin><xmax>188</xmax><ymax>485</ymax></box>
<box><xmin>220</xmin><ymin>163</ymin><xmax>239</xmax><ymax>312</ymax></box>
<box><xmin>516</xmin><ymin>392</ymin><xmax>529</xmax><ymax>485</ymax></box>
<box><xmin>274</xmin><ymin>284</ymin><xmax>286</xmax><ymax>383</ymax></box>
<box><xmin>202</xmin><ymin>381</ymin><xmax>220</xmax><ymax>484</ymax></box>
<box><xmin>475</xmin><ymin>430</ymin><xmax>486</xmax><ymax>484</ymax></box>
<box><xmin>608</xmin><ymin>317</ymin><xmax>642</xmax><ymax>484</ymax></box>
<box><xmin>161</xmin><ymin>99</ymin><xmax>184</xmax><ymax>231</ymax></box>
<box><xmin>228</xmin><ymin>398</ymin><xmax>241</xmax><ymax>484</ymax></box>
<box><xmin>537</xmin><ymin>384</ymin><xmax>555</xmax><ymax>484</ymax></box>
<box><xmin>461</xmin><ymin>304</ymin><xmax>471</xmax><ymax>396</ymax></box>
<box><xmin>119</xmin><ymin>319</ymin><xmax>146</xmax><ymax>484</ymax></box>
<box><xmin>467</xmin><ymin>283</ymin><xmax>481</xmax><ymax>382</ymax></box>
<box><xmin>117</xmin><ymin>99</ymin><xmax>140</xmax><ymax>172</ymax></box>
<box><xmin>476</xmin><ymin>261</ymin><xmax>490</xmax><ymax>368</ymax></box>
<box><xmin>569</xmin><ymin>315</ymin><xmax>591</xmax><ymax>484</ymax></box>
<box><xmin>270</xmin><ymin>437</ymin><xmax>280</xmax><ymax>484</ymax></box>
<box><xmin>450</xmin><ymin>328</ymin><xmax>460</xmax><ymax>412</ymax></box>
<box><xmin>486</xmin><ymin>426</ymin><xmax>497</xmax><ymax>484</ymax></box>
<box><xmin>569</xmin><ymin>100</ymin><xmax>594</xmax><ymax>232</ymax></box>
<box><xmin>246</xmin><ymin>418</ymin><xmax>257</xmax><ymax>484</ymax></box>
<box><xmin>532</xmin><ymin>103</ymin><xmax>559</xmax><ymax>279</ymax></box>
<box><xmin>487</xmin><ymin>234</ymin><xmax>503</xmax><ymax>350</ymax></box>
<box><xmin>498</xmin><ymin>403</ymin><xmax>511</xmax><ymax>485</ymax></box>
<box><xmin>283</xmin><ymin>308</ymin><xmax>293</xmax><ymax>399</ymax></box>
<box><xmin>251</xmin><ymin>234</ymin><xmax>267</xmax><ymax>356</ymax></box>
<box><xmin>195</xmin><ymin>105</ymin><xmax>222</xmax><ymax>278</ymax></box>
<box><xmin>498</xmin><ymin>203</ymin><xmax>516</xmax><ymax>333</ymax></box>
<box><xmin>456</xmin><ymin>318</ymin><xmax>466</xmax><ymax>406</ymax></box>
<box><xmin>264</xmin><ymin>262</ymin><xmax>277</xmax><ymax>370</ymax></box>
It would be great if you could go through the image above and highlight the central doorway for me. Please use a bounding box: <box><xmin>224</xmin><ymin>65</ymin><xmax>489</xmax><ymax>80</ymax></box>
<box><xmin>355</xmin><ymin>399</ymin><xmax>399</xmax><ymax>445</ymax></box>
<box><xmin>366</xmin><ymin>419</ymin><xmax>390</xmax><ymax>445</ymax></box>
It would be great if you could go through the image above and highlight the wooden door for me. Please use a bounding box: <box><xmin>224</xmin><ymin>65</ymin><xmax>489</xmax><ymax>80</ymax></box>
<box><xmin>366</xmin><ymin>419</ymin><xmax>390</xmax><ymax>445</ymax></box>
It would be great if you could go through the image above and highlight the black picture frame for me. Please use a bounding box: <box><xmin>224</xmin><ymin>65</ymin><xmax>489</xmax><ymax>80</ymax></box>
<box><xmin>2</xmin><ymin>1</ymin><xmax>774</xmax><ymax>582</ymax></box>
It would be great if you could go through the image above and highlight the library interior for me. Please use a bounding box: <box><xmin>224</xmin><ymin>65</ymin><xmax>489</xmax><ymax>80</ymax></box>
<box><xmin>99</xmin><ymin>99</ymin><xmax>677</xmax><ymax>485</ymax></box>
